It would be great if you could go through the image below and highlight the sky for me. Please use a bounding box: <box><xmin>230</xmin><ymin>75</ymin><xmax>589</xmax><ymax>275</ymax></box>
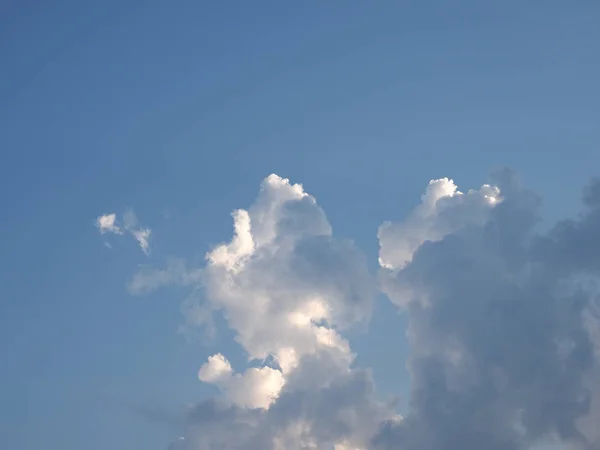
<box><xmin>1</xmin><ymin>1</ymin><xmax>600</xmax><ymax>449</ymax></box>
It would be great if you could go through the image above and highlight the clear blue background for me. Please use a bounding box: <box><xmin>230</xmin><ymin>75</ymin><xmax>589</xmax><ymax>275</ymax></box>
<box><xmin>1</xmin><ymin>1</ymin><xmax>598</xmax><ymax>449</ymax></box>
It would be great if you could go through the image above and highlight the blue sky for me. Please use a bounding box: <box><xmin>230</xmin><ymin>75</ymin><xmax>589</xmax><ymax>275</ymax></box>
<box><xmin>1</xmin><ymin>2</ymin><xmax>599</xmax><ymax>449</ymax></box>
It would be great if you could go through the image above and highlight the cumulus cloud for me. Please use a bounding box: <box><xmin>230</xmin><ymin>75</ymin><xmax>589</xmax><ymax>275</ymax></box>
<box><xmin>179</xmin><ymin>366</ymin><xmax>395</xmax><ymax>450</ymax></box>
<box><xmin>137</xmin><ymin>174</ymin><xmax>395</xmax><ymax>449</ymax></box>
<box><xmin>123</xmin><ymin>170</ymin><xmax>600</xmax><ymax>450</ymax></box>
<box><xmin>94</xmin><ymin>210</ymin><xmax>151</xmax><ymax>255</ymax></box>
<box><xmin>377</xmin><ymin>177</ymin><xmax>501</xmax><ymax>271</ymax></box>
<box><xmin>374</xmin><ymin>169</ymin><xmax>600</xmax><ymax>450</ymax></box>
<box><xmin>198</xmin><ymin>353</ymin><xmax>285</xmax><ymax>409</ymax></box>
<box><xmin>190</xmin><ymin>173</ymin><xmax>397</xmax><ymax>448</ymax></box>
<box><xmin>197</xmin><ymin>174</ymin><xmax>377</xmax><ymax>388</ymax></box>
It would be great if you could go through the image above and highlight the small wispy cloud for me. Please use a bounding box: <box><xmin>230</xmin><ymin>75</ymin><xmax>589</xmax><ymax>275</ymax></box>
<box><xmin>94</xmin><ymin>210</ymin><xmax>151</xmax><ymax>255</ymax></box>
<box><xmin>130</xmin><ymin>227</ymin><xmax>151</xmax><ymax>255</ymax></box>
<box><xmin>127</xmin><ymin>259</ymin><xmax>201</xmax><ymax>295</ymax></box>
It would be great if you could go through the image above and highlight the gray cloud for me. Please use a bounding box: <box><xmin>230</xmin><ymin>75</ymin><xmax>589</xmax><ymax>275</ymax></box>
<box><xmin>179</xmin><ymin>360</ymin><xmax>395</xmax><ymax>450</ymax></box>
<box><xmin>375</xmin><ymin>170</ymin><xmax>600</xmax><ymax>450</ymax></box>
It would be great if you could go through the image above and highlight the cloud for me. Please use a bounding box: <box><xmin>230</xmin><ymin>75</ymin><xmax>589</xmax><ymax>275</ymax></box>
<box><xmin>122</xmin><ymin>209</ymin><xmax>152</xmax><ymax>255</ymax></box>
<box><xmin>127</xmin><ymin>259</ymin><xmax>202</xmax><ymax>295</ymax></box>
<box><xmin>374</xmin><ymin>169</ymin><xmax>600</xmax><ymax>450</ymax></box>
<box><xmin>196</xmin><ymin>174</ymin><xmax>376</xmax><ymax>378</ymax></box>
<box><xmin>94</xmin><ymin>210</ymin><xmax>152</xmax><ymax>255</ymax></box>
<box><xmin>137</xmin><ymin>174</ymin><xmax>394</xmax><ymax>449</ymax></box>
<box><xmin>95</xmin><ymin>213</ymin><xmax>122</xmax><ymax>235</ymax></box>
<box><xmin>180</xmin><ymin>366</ymin><xmax>396</xmax><ymax>450</ymax></box>
<box><xmin>377</xmin><ymin>177</ymin><xmax>501</xmax><ymax>271</ymax></box>
<box><xmin>198</xmin><ymin>353</ymin><xmax>285</xmax><ymax>409</ymax></box>
<box><xmin>167</xmin><ymin>437</ymin><xmax>187</xmax><ymax>450</ymax></box>
<box><xmin>130</xmin><ymin>227</ymin><xmax>151</xmax><ymax>255</ymax></box>
<box><xmin>123</xmin><ymin>170</ymin><xmax>600</xmax><ymax>450</ymax></box>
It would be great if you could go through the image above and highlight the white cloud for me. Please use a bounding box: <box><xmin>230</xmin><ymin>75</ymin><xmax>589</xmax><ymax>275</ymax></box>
<box><xmin>377</xmin><ymin>177</ymin><xmax>501</xmax><ymax>271</ymax></box>
<box><xmin>95</xmin><ymin>213</ymin><xmax>122</xmax><ymax>235</ymax></box>
<box><xmin>198</xmin><ymin>353</ymin><xmax>234</xmax><ymax>383</ymax></box>
<box><xmin>122</xmin><ymin>210</ymin><xmax>152</xmax><ymax>255</ymax></box>
<box><xmin>198</xmin><ymin>353</ymin><xmax>285</xmax><ymax>410</ymax></box>
<box><xmin>94</xmin><ymin>210</ymin><xmax>152</xmax><ymax>255</ymax></box>
<box><xmin>200</xmin><ymin>174</ymin><xmax>373</xmax><ymax>379</ymax></box>
<box><xmin>130</xmin><ymin>227</ymin><xmax>151</xmax><ymax>255</ymax></box>
<box><xmin>136</xmin><ymin>174</ymin><xmax>392</xmax><ymax>449</ymax></box>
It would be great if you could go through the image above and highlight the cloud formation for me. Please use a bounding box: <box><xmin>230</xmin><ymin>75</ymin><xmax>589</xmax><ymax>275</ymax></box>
<box><xmin>187</xmin><ymin>174</ymin><xmax>397</xmax><ymax>448</ymax></box>
<box><xmin>377</xmin><ymin>177</ymin><xmax>501</xmax><ymax>271</ymax></box>
<box><xmin>123</xmin><ymin>171</ymin><xmax>600</xmax><ymax>450</ymax></box>
<box><xmin>134</xmin><ymin>174</ymin><xmax>395</xmax><ymax>449</ymax></box>
<box><xmin>197</xmin><ymin>353</ymin><xmax>285</xmax><ymax>409</ymax></box>
<box><xmin>95</xmin><ymin>210</ymin><xmax>152</xmax><ymax>255</ymax></box>
<box><xmin>375</xmin><ymin>170</ymin><xmax>600</xmax><ymax>450</ymax></box>
<box><xmin>200</xmin><ymin>175</ymin><xmax>375</xmax><ymax>370</ymax></box>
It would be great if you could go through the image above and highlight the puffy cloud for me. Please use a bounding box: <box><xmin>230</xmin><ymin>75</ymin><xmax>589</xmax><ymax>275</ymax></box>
<box><xmin>191</xmin><ymin>173</ymin><xmax>394</xmax><ymax>447</ymax></box>
<box><xmin>167</xmin><ymin>437</ymin><xmax>188</xmax><ymax>450</ymax></box>
<box><xmin>140</xmin><ymin>174</ymin><xmax>393</xmax><ymax>449</ymax></box>
<box><xmin>94</xmin><ymin>210</ymin><xmax>151</xmax><ymax>255</ymax></box>
<box><xmin>95</xmin><ymin>213</ymin><xmax>122</xmax><ymax>234</ymax></box>
<box><xmin>198</xmin><ymin>353</ymin><xmax>285</xmax><ymax>410</ymax></box>
<box><xmin>207</xmin><ymin>209</ymin><xmax>254</xmax><ymax>272</ymax></box>
<box><xmin>377</xmin><ymin>177</ymin><xmax>501</xmax><ymax>271</ymax></box>
<box><xmin>374</xmin><ymin>170</ymin><xmax>600</xmax><ymax>450</ymax></box>
<box><xmin>180</xmin><ymin>366</ymin><xmax>396</xmax><ymax>450</ymax></box>
<box><xmin>197</xmin><ymin>174</ymin><xmax>375</xmax><ymax>386</ymax></box>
